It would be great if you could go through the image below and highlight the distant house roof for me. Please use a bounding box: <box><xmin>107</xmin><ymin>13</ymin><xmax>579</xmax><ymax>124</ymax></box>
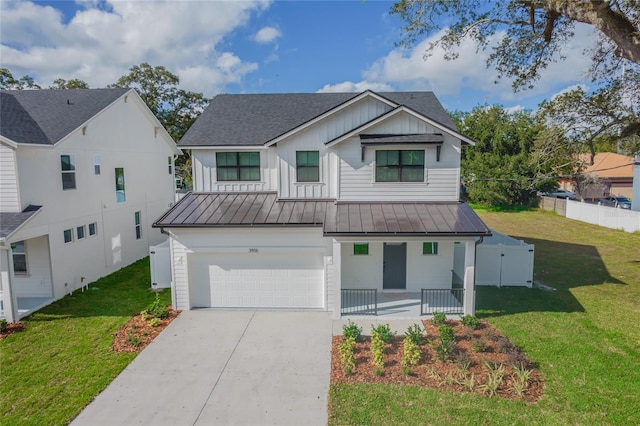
<box><xmin>0</xmin><ymin>205</ymin><xmax>41</xmax><ymax>241</ymax></box>
<box><xmin>580</xmin><ymin>152</ymin><xmax>634</xmax><ymax>179</ymax></box>
<box><xmin>153</xmin><ymin>192</ymin><xmax>491</xmax><ymax>237</ymax></box>
<box><xmin>179</xmin><ymin>91</ymin><xmax>459</xmax><ymax>147</ymax></box>
<box><xmin>0</xmin><ymin>88</ymin><xmax>130</xmax><ymax>145</ymax></box>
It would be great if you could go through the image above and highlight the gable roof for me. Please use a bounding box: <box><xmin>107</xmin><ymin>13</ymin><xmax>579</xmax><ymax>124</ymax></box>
<box><xmin>179</xmin><ymin>91</ymin><xmax>458</xmax><ymax>147</ymax></box>
<box><xmin>0</xmin><ymin>88</ymin><xmax>129</xmax><ymax>145</ymax></box>
<box><xmin>579</xmin><ymin>152</ymin><xmax>634</xmax><ymax>179</ymax></box>
<box><xmin>0</xmin><ymin>205</ymin><xmax>41</xmax><ymax>242</ymax></box>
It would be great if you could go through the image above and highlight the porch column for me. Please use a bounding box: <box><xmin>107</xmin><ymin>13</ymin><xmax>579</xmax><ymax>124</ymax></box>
<box><xmin>332</xmin><ymin>239</ymin><xmax>342</xmax><ymax>319</ymax></box>
<box><xmin>1</xmin><ymin>245</ymin><xmax>19</xmax><ymax>322</ymax></box>
<box><xmin>463</xmin><ymin>239</ymin><xmax>477</xmax><ymax>316</ymax></box>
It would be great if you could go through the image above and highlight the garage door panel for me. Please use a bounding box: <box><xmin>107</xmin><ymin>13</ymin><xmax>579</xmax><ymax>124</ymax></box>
<box><xmin>191</xmin><ymin>252</ymin><xmax>324</xmax><ymax>309</ymax></box>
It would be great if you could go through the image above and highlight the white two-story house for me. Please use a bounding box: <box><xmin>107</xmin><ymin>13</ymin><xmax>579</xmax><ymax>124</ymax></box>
<box><xmin>153</xmin><ymin>90</ymin><xmax>491</xmax><ymax>318</ymax></box>
<box><xmin>0</xmin><ymin>88</ymin><xmax>181</xmax><ymax>322</ymax></box>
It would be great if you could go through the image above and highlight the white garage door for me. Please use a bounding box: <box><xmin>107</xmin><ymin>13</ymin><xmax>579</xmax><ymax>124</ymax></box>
<box><xmin>189</xmin><ymin>251</ymin><xmax>325</xmax><ymax>309</ymax></box>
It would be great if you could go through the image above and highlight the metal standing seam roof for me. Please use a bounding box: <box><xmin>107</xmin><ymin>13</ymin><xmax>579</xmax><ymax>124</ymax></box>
<box><xmin>0</xmin><ymin>88</ymin><xmax>130</xmax><ymax>145</ymax></box>
<box><xmin>178</xmin><ymin>91</ymin><xmax>457</xmax><ymax>147</ymax></box>
<box><xmin>153</xmin><ymin>192</ymin><xmax>491</xmax><ymax>237</ymax></box>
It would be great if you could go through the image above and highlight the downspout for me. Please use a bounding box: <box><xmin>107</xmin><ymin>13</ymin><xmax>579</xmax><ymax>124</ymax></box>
<box><xmin>473</xmin><ymin>236</ymin><xmax>484</xmax><ymax>315</ymax></box>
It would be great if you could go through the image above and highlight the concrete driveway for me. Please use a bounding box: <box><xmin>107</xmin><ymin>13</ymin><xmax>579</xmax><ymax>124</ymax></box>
<box><xmin>71</xmin><ymin>310</ymin><xmax>333</xmax><ymax>426</ymax></box>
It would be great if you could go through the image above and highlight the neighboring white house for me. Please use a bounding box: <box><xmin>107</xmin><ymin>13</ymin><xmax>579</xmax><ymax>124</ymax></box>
<box><xmin>153</xmin><ymin>90</ymin><xmax>491</xmax><ymax>318</ymax></box>
<box><xmin>0</xmin><ymin>88</ymin><xmax>181</xmax><ymax>322</ymax></box>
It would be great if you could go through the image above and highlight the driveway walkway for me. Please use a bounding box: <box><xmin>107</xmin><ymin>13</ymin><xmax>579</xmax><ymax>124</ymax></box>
<box><xmin>71</xmin><ymin>310</ymin><xmax>333</xmax><ymax>426</ymax></box>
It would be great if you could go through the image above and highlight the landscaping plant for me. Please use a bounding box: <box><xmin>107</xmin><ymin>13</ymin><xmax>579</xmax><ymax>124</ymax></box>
<box><xmin>404</xmin><ymin>323</ymin><xmax>426</xmax><ymax>345</ymax></box>
<box><xmin>0</xmin><ymin>319</ymin><xmax>7</xmax><ymax>333</ymax></box>
<box><xmin>141</xmin><ymin>293</ymin><xmax>169</xmax><ymax>320</ymax></box>
<box><xmin>431</xmin><ymin>311</ymin><xmax>447</xmax><ymax>325</ymax></box>
<box><xmin>371</xmin><ymin>330</ymin><xmax>386</xmax><ymax>376</ymax></box>
<box><xmin>342</xmin><ymin>320</ymin><xmax>362</xmax><ymax>342</ymax></box>
<box><xmin>460</xmin><ymin>315</ymin><xmax>479</xmax><ymax>329</ymax></box>
<box><xmin>339</xmin><ymin>336</ymin><xmax>357</xmax><ymax>376</ymax></box>
<box><xmin>434</xmin><ymin>324</ymin><xmax>455</xmax><ymax>361</ymax></box>
<box><xmin>371</xmin><ymin>323</ymin><xmax>394</xmax><ymax>343</ymax></box>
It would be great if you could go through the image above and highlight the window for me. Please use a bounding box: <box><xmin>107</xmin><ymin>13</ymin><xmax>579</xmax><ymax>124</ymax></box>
<box><xmin>423</xmin><ymin>242</ymin><xmax>438</xmax><ymax>255</ymax></box>
<box><xmin>375</xmin><ymin>150</ymin><xmax>425</xmax><ymax>182</ymax></box>
<box><xmin>115</xmin><ymin>168</ymin><xmax>126</xmax><ymax>202</ymax></box>
<box><xmin>61</xmin><ymin>154</ymin><xmax>76</xmax><ymax>190</ymax></box>
<box><xmin>77</xmin><ymin>225</ymin><xmax>86</xmax><ymax>240</ymax></box>
<box><xmin>11</xmin><ymin>241</ymin><xmax>27</xmax><ymax>274</ymax></box>
<box><xmin>94</xmin><ymin>154</ymin><xmax>101</xmax><ymax>175</ymax></box>
<box><xmin>168</xmin><ymin>156</ymin><xmax>172</xmax><ymax>175</ymax></box>
<box><xmin>88</xmin><ymin>222</ymin><xmax>97</xmax><ymax>236</ymax></box>
<box><xmin>134</xmin><ymin>211</ymin><xmax>142</xmax><ymax>240</ymax></box>
<box><xmin>64</xmin><ymin>229</ymin><xmax>73</xmax><ymax>244</ymax></box>
<box><xmin>296</xmin><ymin>151</ymin><xmax>320</xmax><ymax>182</ymax></box>
<box><xmin>353</xmin><ymin>243</ymin><xmax>369</xmax><ymax>255</ymax></box>
<box><xmin>216</xmin><ymin>152</ymin><xmax>260</xmax><ymax>181</ymax></box>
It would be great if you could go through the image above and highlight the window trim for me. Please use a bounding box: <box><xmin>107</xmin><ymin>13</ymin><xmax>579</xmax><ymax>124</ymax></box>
<box><xmin>296</xmin><ymin>151</ymin><xmax>320</xmax><ymax>183</ymax></box>
<box><xmin>134</xmin><ymin>211</ymin><xmax>142</xmax><ymax>240</ymax></box>
<box><xmin>11</xmin><ymin>241</ymin><xmax>28</xmax><ymax>274</ymax></box>
<box><xmin>423</xmin><ymin>242</ymin><xmax>439</xmax><ymax>255</ymax></box>
<box><xmin>375</xmin><ymin>149</ymin><xmax>425</xmax><ymax>183</ymax></box>
<box><xmin>61</xmin><ymin>154</ymin><xmax>76</xmax><ymax>190</ymax></box>
<box><xmin>77</xmin><ymin>225</ymin><xmax>86</xmax><ymax>240</ymax></box>
<box><xmin>63</xmin><ymin>229</ymin><xmax>74</xmax><ymax>244</ymax></box>
<box><xmin>353</xmin><ymin>242</ymin><xmax>369</xmax><ymax>255</ymax></box>
<box><xmin>115</xmin><ymin>168</ymin><xmax>126</xmax><ymax>203</ymax></box>
<box><xmin>216</xmin><ymin>152</ymin><xmax>261</xmax><ymax>182</ymax></box>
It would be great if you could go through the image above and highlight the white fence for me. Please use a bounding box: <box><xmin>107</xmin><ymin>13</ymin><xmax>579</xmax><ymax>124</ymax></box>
<box><xmin>542</xmin><ymin>197</ymin><xmax>640</xmax><ymax>233</ymax></box>
<box><xmin>475</xmin><ymin>231</ymin><xmax>534</xmax><ymax>287</ymax></box>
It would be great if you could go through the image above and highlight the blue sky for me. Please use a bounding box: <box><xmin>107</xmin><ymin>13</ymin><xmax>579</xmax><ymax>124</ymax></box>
<box><xmin>1</xmin><ymin>0</ymin><xmax>597</xmax><ymax>112</ymax></box>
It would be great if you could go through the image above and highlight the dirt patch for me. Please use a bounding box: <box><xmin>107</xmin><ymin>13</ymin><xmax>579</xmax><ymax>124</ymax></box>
<box><xmin>0</xmin><ymin>321</ymin><xmax>27</xmax><ymax>339</ymax></box>
<box><xmin>112</xmin><ymin>308</ymin><xmax>180</xmax><ymax>353</ymax></box>
<box><xmin>331</xmin><ymin>319</ymin><xmax>543</xmax><ymax>402</ymax></box>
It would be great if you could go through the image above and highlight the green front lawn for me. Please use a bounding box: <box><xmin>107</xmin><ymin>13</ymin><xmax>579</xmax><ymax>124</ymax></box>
<box><xmin>329</xmin><ymin>210</ymin><xmax>640</xmax><ymax>425</ymax></box>
<box><xmin>0</xmin><ymin>258</ymin><xmax>170</xmax><ymax>426</ymax></box>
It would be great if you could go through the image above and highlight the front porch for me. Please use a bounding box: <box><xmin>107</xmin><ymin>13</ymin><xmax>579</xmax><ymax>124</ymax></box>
<box><xmin>340</xmin><ymin>289</ymin><xmax>465</xmax><ymax>319</ymax></box>
<box><xmin>0</xmin><ymin>294</ymin><xmax>54</xmax><ymax>320</ymax></box>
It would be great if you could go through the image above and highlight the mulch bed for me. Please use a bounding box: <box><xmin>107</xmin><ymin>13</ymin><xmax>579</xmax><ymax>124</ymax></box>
<box><xmin>112</xmin><ymin>308</ymin><xmax>180</xmax><ymax>353</ymax></box>
<box><xmin>330</xmin><ymin>319</ymin><xmax>543</xmax><ymax>402</ymax></box>
<box><xmin>0</xmin><ymin>321</ymin><xmax>27</xmax><ymax>339</ymax></box>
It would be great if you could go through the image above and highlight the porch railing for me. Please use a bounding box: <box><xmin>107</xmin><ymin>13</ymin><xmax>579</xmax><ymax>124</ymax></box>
<box><xmin>420</xmin><ymin>288</ymin><xmax>464</xmax><ymax>315</ymax></box>
<box><xmin>341</xmin><ymin>289</ymin><xmax>377</xmax><ymax>316</ymax></box>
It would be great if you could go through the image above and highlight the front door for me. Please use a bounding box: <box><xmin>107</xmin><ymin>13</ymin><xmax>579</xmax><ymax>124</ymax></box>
<box><xmin>383</xmin><ymin>243</ymin><xmax>406</xmax><ymax>290</ymax></box>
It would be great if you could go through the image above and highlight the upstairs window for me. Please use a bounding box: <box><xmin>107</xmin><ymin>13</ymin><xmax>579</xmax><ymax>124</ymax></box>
<box><xmin>11</xmin><ymin>241</ymin><xmax>27</xmax><ymax>274</ymax></box>
<box><xmin>168</xmin><ymin>156</ymin><xmax>172</xmax><ymax>175</ymax></box>
<box><xmin>115</xmin><ymin>168</ymin><xmax>126</xmax><ymax>202</ymax></box>
<box><xmin>296</xmin><ymin>151</ymin><xmax>320</xmax><ymax>182</ymax></box>
<box><xmin>94</xmin><ymin>154</ymin><xmax>101</xmax><ymax>175</ymax></box>
<box><xmin>375</xmin><ymin>150</ymin><xmax>424</xmax><ymax>182</ymax></box>
<box><xmin>216</xmin><ymin>152</ymin><xmax>260</xmax><ymax>181</ymax></box>
<box><xmin>61</xmin><ymin>154</ymin><xmax>76</xmax><ymax>190</ymax></box>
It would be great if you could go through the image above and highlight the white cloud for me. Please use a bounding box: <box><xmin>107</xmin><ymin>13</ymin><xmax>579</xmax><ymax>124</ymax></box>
<box><xmin>254</xmin><ymin>26</ymin><xmax>281</xmax><ymax>44</ymax></box>
<box><xmin>0</xmin><ymin>0</ymin><xmax>271</xmax><ymax>96</ymax></box>
<box><xmin>317</xmin><ymin>81</ymin><xmax>394</xmax><ymax>93</ymax></box>
<box><xmin>550</xmin><ymin>84</ymin><xmax>589</xmax><ymax>100</ymax></box>
<box><xmin>504</xmin><ymin>105</ymin><xmax>525</xmax><ymax>114</ymax></box>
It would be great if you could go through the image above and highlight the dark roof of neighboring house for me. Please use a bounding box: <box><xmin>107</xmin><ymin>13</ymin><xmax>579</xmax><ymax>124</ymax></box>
<box><xmin>0</xmin><ymin>205</ymin><xmax>42</xmax><ymax>240</ymax></box>
<box><xmin>153</xmin><ymin>192</ymin><xmax>491</xmax><ymax>237</ymax></box>
<box><xmin>179</xmin><ymin>91</ymin><xmax>457</xmax><ymax>147</ymax></box>
<box><xmin>0</xmin><ymin>88</ymin><xmax>129</xmax><ymax>145</ymax></box>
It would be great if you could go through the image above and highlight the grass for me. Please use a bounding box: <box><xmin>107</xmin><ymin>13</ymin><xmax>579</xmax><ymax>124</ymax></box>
<box><xmin>329</xmin><ymin>209</ymin><xmax>640</xmax><ymax>425</ymax></box>
<box><xmin>0</xmin><ymin>258</ymin><xmax>170</xmax><ymax>426</ymax></box>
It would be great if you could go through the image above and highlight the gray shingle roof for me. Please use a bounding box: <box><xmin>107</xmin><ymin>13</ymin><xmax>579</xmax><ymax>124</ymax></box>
<box><xmin>0</xmin><ymin>206</ymin><xmax>41</xmax><ymax>240</ymax></box>
<box><xmin>0</xmin><ymin>88</ymin><xmax>129</xmax><ymax>145</ymax></box>
<box><xmin>179</xmin><ymin>91</ymin><xmax>457</xmax><ymax>147</ymax></box>
<box><xmin>153</xmin><ymin>192</ymin><xmax>491</xmax><ymax>237</ymax></box>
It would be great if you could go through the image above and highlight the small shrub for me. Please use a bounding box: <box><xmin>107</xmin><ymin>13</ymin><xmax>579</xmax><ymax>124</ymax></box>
<box><xmin>339</xmin><ymin>336</ymin><xmax>356</xmax><ymax>376</ymax></box>
<box><xmin>434</xmin><ymin>324</ymin><xmax>456</xmax><ymax>361</ymax></box>
<box><xmin>142</xmin><ymin>293</ymin><xmax>169</xmax><ymax>319</ymax></box>
<box><xmin>460</xmin><ymin>315</ymin><xmax>479</xmax><ymax>329</ymax></box>
<box><xmin>373</xmin><ymin>367</ymin><xmax>384</xmax><ymax>376</ymax></box>
<box><xmin>0</xmin><ymin>319</ymin><xmax>8</xmax><ymax>333</ymax></box>
<box><xmin>432</xmin><ymin>311</ymin><xmax>447</xmax><ymax>325</ymax></box>
<box><xmin>471</xmin><ymin>339</ymin><xmax>488</xmax><ymax>353</ymax></box>
<box><xmin>401</xmin><ymin>365</ymin><xmax>414</xmax><ymax>376</ymax></box>
<box><xmin>147</xmin><ymin>317</ymin><xmax>161</xmax><ymax>327</ymax></box>
<box><xmin>342</xmin><ymin>320</ymin><xmax>362</xmax><ymax>342</ymax></box>
<box><xmin>402</xmin><ymin>337</ymin><xmax>422</xmax><ymax>367</ymax></box>
<box><xmin>511</xmin><ymin>364</ymin><xmax>532</xmax><ymax>397</ymax></box>
<box><xmin>371</xmin><ymin>333</ymin><xmax>386</xmax><ymax>372</ymax></box>
<box><xmin>371</xmin><ymin>323</ymin><xmax>395</xmax><ymax>343</ymax></box>
<box><xmin>127</xmin><ymin>332</ymin><xmax>143</xmax><ymax>348</ymax></box>
<box><xmin>479</xmin><ymin>361</ymin><xmax>504</xmax><ymax>397</ymax></box>
<box><xmin>454</xmin><ymin>351</ymin><xmax>472</xmax><ymax>371</ymax></box>
<box><xmin>457</xmin><ymin>372</ymin><xmax>475</xmax><ymax>391</ymax></box>
<box><xmin>404</xmin><ymin>323</ymin><xmax>426</xmax><ymax>345</ymax></box>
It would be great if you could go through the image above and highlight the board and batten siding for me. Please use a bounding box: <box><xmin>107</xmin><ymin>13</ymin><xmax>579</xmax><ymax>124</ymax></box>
<box><xmin>170</xmin><ymin>238</ymin><xmax>190</xmax><ymax>310</ymax></box>
<box><xmin>336</xmin><ymin>113</ymin><xmax>461</xmax><ymax>201</ymax></box>
<box><xmin>191</xmin><ymin>149</ymin><xmax>276</xmax><ymax>192</ymax></box>
<box><xmin>0</xmin><ymin>143</ymin><xmax>20</xmax><ymax>212</ymax></box>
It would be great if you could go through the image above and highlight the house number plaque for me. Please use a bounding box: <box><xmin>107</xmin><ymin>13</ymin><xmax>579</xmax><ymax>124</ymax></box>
<box><xmin>249</xmin><ymin>248</ymin><xmax>259</xmax><ymax>253</ymax></box>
